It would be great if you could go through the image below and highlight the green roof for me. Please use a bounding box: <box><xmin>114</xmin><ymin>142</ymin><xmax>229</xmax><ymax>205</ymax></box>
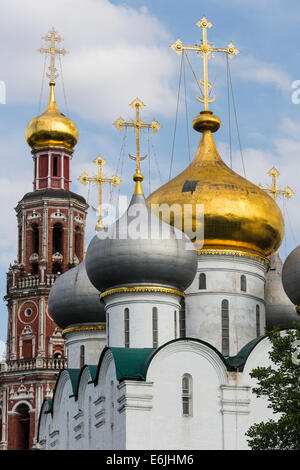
<box><xmin>66</xmin><ymin>369</ymin><xmax>82</xmax><ymax>395</ymax></box>
<box><xmin>110</xmin><ymin>347</ymin><xmax>155</xmax><ymax>381</ymax></box>
<box><xmin>225</xmin><ymin>335</ymin><xmax>266</xmax><ymax>370</ymax></box>
<box><xmin>86</xmin><ymin>365</ymin><xmax>98</xmax><ymax>382</ymax></box>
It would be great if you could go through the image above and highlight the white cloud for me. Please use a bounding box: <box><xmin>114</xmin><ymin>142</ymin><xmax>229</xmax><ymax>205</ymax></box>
<box><xmin>231</xmin><ymin>56</ymin><xmax>291</xmax><ymax>92</ymax></box>
<box><xmin>0</xmin><ymin>0</ymin><xmax>177</xmax><ymax>122</ymax></box>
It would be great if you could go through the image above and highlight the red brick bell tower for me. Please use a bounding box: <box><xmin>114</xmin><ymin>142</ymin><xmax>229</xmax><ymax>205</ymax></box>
<box><xmin>0</xmin><ymin>28</ymin><xmax>88</xmax><ymax>450</ymax></box>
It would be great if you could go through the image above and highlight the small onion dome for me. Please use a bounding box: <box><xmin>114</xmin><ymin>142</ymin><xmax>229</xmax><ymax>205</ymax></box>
<box><xmin>25</xmin><ymin>82</ymin><xmax>78</xmax><ymax>150</ymax></box>
<box><xmin>282</xmin><ymin>246</ymin><xmax>300</xmax><ymax>314</ymax></box>
<box><xmin>48</xmin><ymin>261</ymin><xmax>105</xmax><ymax>329</ymax></box>
<box><xmin>148</xmin><ymin>111</ymin><xmax>284</xmax><ymax>260</ymax></box>
<box><xmin>265</xmin><ymin>252</ymin><xmax>299</xmax><ymax>329</ymax></box>
<box><xmin>85</xmin><ymin>176</ymin><xmax>197</xmax><ymax>294</ymax></box>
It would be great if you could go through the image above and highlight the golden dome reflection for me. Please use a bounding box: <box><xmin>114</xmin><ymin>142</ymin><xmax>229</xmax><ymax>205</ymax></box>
<box><xmin>147</xmin><ymin>111</ymin><xmax>284</xmax><ymax>261</ymax></box>
<box><xmin>25</xmin><ymin>81</ymin><xmax>78</xmax><ymax>150</ymax></box>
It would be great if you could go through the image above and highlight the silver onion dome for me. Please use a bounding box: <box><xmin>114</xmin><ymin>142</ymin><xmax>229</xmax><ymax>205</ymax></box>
<box><xmin>48</xmin><ymin>260</ymin><xmax>105</xmax><ymax>329</ymax></box>
<box><xmin>85</xmin><ymin>192</ymin><xmax>197</xmax><ymax>293</ymax></box>
<box><xmin>282</xmin><ymin>246</ymin><xmax>300</xmax><ymax>313</ymax></box>
<box><xmin>265</xmin><ymin>252</ymin><xmax>299</xmax><ymax>330</ymax></box>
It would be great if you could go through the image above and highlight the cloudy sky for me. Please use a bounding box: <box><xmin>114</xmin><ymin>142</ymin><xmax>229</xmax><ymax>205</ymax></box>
<box><xmin>1</xmin><ymin>0</ymin><xmax>300</xmax><ymax>347</ymax></box>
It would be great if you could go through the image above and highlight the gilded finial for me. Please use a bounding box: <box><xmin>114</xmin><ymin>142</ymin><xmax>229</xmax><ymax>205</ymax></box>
<box><xmin>259</xmin><ymin>167</ymin><xmax>294</xmax><ymax>203</ymax></box>
<box><xmin>38</xmin><ymin>27</ymin><xmax>68</xmax><ymax>86</ymax></box>
<box><xmin>113</xmin><ymin>98</ymin><xmax>161</xmax><ymax>194</ymax></box>
<box><xmin>170</xmin><ymin>16</ymin><xmax>239</xmax><ymax>110</ymax></box>
<box><xmin>78</xmin><ymin>156</ymin><xmax>121</xmax><ymax>231</ymax></box>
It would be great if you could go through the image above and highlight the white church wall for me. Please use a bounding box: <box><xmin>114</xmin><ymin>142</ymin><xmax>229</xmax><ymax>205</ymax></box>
<box><xmin>144</xmin><ymin>340</ymin><xmax>228</xmax><ymax>450</ymax></box>
<box><xmin>185</xmin><ymin>255</ymin><xmax>266</xmax><ymax>355</ymax></box>
<box><xmin>65</xmin><ymin>328</ymin><xmax>106</xmax><ymax>368</ymax></box>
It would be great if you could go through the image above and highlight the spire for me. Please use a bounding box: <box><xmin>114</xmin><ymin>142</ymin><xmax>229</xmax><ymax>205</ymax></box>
<box><xmin>78</xmin><ymin>156</ymin><xmax>121</xmax><ymax>231</ymax></box>
<box><xmin>259</xmin><ymin>167</ymin><xmax>294</xmax><ymax>203</ymax></box>
<box><xmin>171</xmin><ymin>17</ymin><xmax>239</xmax><ymax>111</ymax></box>
<box><xmin>113</xmin><ymin>98</ymin><xmax>161</xmax><ymax>194</ymax></box>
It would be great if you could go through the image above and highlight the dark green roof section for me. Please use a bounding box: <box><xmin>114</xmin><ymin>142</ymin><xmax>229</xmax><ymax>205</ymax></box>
<box><xmin>110</xmin><ymin>347</ymin><xmax>155</xmax><ymax>381</ymax></box>
<box><xmin>87</xmin><ymin>365</ymin><xmax>98</xmax><ymax>382</ymax></box>
<box><xmin>66</xmin><ymin>369</ymin><xmax>82</xmax><ymax>395</ymax></box>
<box><xmin>44</xmin><ymin>399</ymin><xmax>53</xmax><ymax>414</ymax></box>
<box><xmin>225</xmin><ymin>335</ymin><xmax>266</xmax><ymax>371</ymax></box>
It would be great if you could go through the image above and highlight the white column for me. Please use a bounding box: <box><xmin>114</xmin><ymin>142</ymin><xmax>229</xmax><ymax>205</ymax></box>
<box><xmin>38</xmin><ymin>296</ymin><xmax>45</xmax><ymax>357</ymax></box>
<box><xmin>48</xmin><ymin>151</ymin><xmax>51</xmax><ymax>187</ymax></box>
<box><xmin>11</xmin><ymin>301</ymin><xmax>17</xmax><ymax>360</ymax></box>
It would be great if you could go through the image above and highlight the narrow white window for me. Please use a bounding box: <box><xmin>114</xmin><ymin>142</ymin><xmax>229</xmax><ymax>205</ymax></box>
<box><xmin>182</xmin><ymin>374</ymin><xmax>193</xmax><ymax>416</ymax></box>
<box><xmin>199</xmin><ymin>273</ymin><xmax>206</xmax><ymax>289</ymax></box>
<box><xmin>174</xmin><ymin>310</ymin><xmax>177</xmax><ymax>339</ymax></box>
<box><xmin>240</xmin><ymin>275</ymin><xmax>247</xmax><ymax>292</ymax></box>
<box><xmin>124</xmin><ymin>308</ymin><xmax>129</xmax><ymax>348</ymax></box>
<box><xmin>256</xmin><ymin>305</ymin><xmax>260</xmax><ymax>337</ymax></box>
<box><xmin>221</xmin><ymin>299</ymin><xmax>230</xmax><ymax>356</ymax></box>
<box><xmin>80</xmin><ymin>345</ymin><xmax>85</xmax><ymax>368</ymax></box>
<box><xmin>179</xmin><ymin>301</ymin><xmax>186</xmax><ymax>338</ymax></box>
<box><xmin>153</xmin><ymin>307</ymin><xmax>158</xmax><ymax>348</ymax></box>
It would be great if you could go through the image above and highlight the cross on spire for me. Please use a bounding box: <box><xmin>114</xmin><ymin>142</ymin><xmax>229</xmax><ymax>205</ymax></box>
<box><xmin>171</xmin><ymin>17</ymin><xmax>239</xmax><ymax>110</ymax></box>
<box><xmin>78</xmin><ymin>156</ymin><xmax>121</xmax><ymax>231</ymax></box>
<box><xmin>113</xmin><ymin>98</ymin><xmax>161</xmax><ymax>192</ymax></box>
<box><xmin>38</xmin><ymin>27</ymin><xmax>68</xmax><ymax>84</ymax></box>
<box><xmin>259</xmin><ymin>167</ymin><xmax>294</xmax><ymax>202</ymax></box>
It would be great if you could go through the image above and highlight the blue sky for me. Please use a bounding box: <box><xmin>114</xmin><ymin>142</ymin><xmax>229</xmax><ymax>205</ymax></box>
<box><xmin>1</xmin><ymin>0</ymin><xmax>300</xmax><ymax>348</ymax></box>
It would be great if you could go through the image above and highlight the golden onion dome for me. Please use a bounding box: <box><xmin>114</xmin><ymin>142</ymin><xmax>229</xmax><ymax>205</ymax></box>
<box><xmin>25</xmin><ymin>81</ymin><xmax>78</xmax><ymax>150</ymax></box>
<box><xmin>147</xmin><ymin>111</ymin><xmax>284</xmax><ymax>261</ymax></box>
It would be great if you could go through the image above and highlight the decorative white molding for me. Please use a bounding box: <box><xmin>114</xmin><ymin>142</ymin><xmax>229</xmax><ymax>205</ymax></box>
<box><xmin>27</xmin><ymin>210</ymin><xmax>41</xmax><ymax>222</ymax></box>
<box><xmin>52</xmin><ymin>252</ymin><xmax>63</xmax><ymax>262</ymax></box>
<box><xmin>50</xmin><ymin>209</ymin><xmax>66</xmax><ymax>222</ymax></box>
<box><xmin>74</xmin><ymin>215</ymin><xmax>85</xmax><ymax>226</ymax></box>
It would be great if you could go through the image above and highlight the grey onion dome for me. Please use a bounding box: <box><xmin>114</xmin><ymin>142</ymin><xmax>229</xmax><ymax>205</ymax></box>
<box><xmin>48</xmin><ymin>260</ymin><xmax>105</xmax><ymax>329</ymax></box>
<box><xmin>282</xmin><ymin>246</ymin><xmax>300</xmax><ymax>312</ymax></box>
<box><xmin>265</xmin><ymin>252</ymin><xmax>299</xmax><ymax>330</ymax></box>
<box><xmin>85</xmin><ymin>192</ymin><xmax>197</xmax><ymax>293</ymax></box>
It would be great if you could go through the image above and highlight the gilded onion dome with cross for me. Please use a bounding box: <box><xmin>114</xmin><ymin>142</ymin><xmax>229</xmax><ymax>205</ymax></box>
<box><xmin>148</xmin><ymin>18</ymin><xmax>284</xmax><ymax>261</ymax></box>
<box><xmin>25</xmin><ymin>28</ymin><xmax>78</xmax><ymax>150</ymax></box>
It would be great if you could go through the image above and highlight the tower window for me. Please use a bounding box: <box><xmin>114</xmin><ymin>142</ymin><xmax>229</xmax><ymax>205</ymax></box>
<box><xmin>53</xmin><ymin>156</ymin><xmax>58</xmax><ymax>177</ymax></box>
<box><xmin>182</xmin><ymin>374</ymin><xmax>193</xmax><ymax>416</ymax></box>
<box><xmin>52</xmin><ymin>262</ymin><xmax>62</xmax><ymax>274</ymax></box>
<box><xmin>31</xmin><ymin>263</ymin><xmax>39</xmax><ymax>275</ymax></box>
<box><xmin>74</xmin><ymin>226</ymin><xmax>81</xmax><ymax>259</ymax></box>
<box><xmin>31</xmin><ymin>224</ymin><xmax>39</xmax><ymax>254</ymax></box>
<box><xmin>256</xmin><ymin>305</ymin><xmax>260</xmax><ymax>337</ymax></box>
<box><xmin>53</xmin><ymin>223</ymin><xmax>63</xmax><ymax>254</ymax></box>
<box><xmin>240</xmin><ymin>275</ymin><xmax>247</xmax><ymax>292</ymax></box>
<box><xmin>199</xmin><ymin>273</ymin><xmax>206</xmax><ymax>289</ymax></box>
<box><xmin>221</xmin><ymin>299</ymin><xmax>230</xmax><ymax>356</ymax></box>
<box><xmin>179</xmin><ymin>301</ymin><xmax>186</xmax><ymax>338</ymax></box>
<box><xmin>124</xmin><ymin>308</ymin><xmax>130</xmax><ymax>348</ymax></box>
<box><xmin>153</xmin><ymin>307</ymin><xmax>158</xmax><ymax>348</ymax></box>
<box><xmin>80</xmin><ymin>345</ymin><xmax>85</xmax><ymax>368</ymax></box>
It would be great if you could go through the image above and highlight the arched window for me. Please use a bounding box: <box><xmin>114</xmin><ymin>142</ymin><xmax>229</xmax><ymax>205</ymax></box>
<box><xmin>199</xmin><ymin>273</ymin><xmax>206</xmax><ymax>289</ymax></box>
<box><xmin>52</xmin><ymin>262</ymin><xmax>62</xmax><ymax>274</ymax></box>
<box><xmin>256</xmin><ymin>305</ymin><xmax>260</xmax><ymax>337</ymax></box>
<box><xmin>179</xmin><ymin>300</ymin><xmax>186</xmax><ymax>338</ymax></box>
<box><xmin>182</xmin><ymin>374</ymin><xmax>193</xmax><ymax>416</ymax></box>
<box><xmin>14</xmin><ymin>404</ymin><xmax>30</xmax><ymax>449</ymax></box>
<box><xmin>74</xmin><ymin>226</ymin><xmax>81</xmax><ymax>259</ymax></box>
<box><xmin>31</xmin><ymin>224</ymin><xmax>39</xmax><ymax>254</ymax></box>
<box><xmin>80</xmin><ymin>345</ymin><xmax>85</xmax><ymax>368</ymax></box>
<box><xmin>221</xmin><ymin>299</ymin><xmax>230</xmax><ymax>356</ymax></box>
<box><xmin>240</xmin><ymin>275</ymin><xmax>247</xmax><ymax>292</ymax></box>
<box><xmin>52</xmin><ymin>223</ymin><xmax>63</xmax><ymax>254</ymax></box>
<box><xmin>124</xmin><ymin>308</ymin><xmax>130</xmax><ymax>348</ymax></box>
<box><xmin>152</xmin><ymin>307</ymin><xmax>158</xmax><ymax>348</ymax></box>
<box><xmin>31</xmin><ymin>263</ymin><xmax>39</xmax><ymax>275</ymax></box>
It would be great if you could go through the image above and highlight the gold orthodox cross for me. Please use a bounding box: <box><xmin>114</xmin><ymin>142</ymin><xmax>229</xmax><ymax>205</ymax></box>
<box><xmin>113</xmin><ymin>98</ymin><xmax>161</xmax><ymax>180</ymax></box>
<box><xmin>78</xmin><ymin>156</ymin><xmax>121</xmax><ymax>231</ymax></box>
<box><xmin>171</xmin><ymin>17</ymin><xmax>239</xmax><ymax>110</ymax></box>
<box><xmin>259</xmin><ymin>167</ymin><xmax>294</xmax><ymax>202</ymax></box>
<box><xmin>38</xmin><ymin>27</ymin><xmax>68</xmax><ymax>84</ymax></box>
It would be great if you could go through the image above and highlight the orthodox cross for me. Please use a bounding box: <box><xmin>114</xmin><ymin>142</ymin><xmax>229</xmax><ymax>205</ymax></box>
<box><xmin>113</xmin><ymin>98</ymin><xmax>161</xmax><ymax>181</ymax></box>
<box><xmin>259</xmin><ymin>167</ymin><xmax>294</xmax><ymax>202</ymax></box>
<box><xmin>171</xmin><ymin>17</ymin><xmax>239</xmax><ymax>110</ymax></box>
<box><xmin>38</xmin><ymin>27</ymin><xmax>68</xmax><ymax>84</ymax></box>
<box><xmin>78</xmin><ymin>156</ymin><xmax>121</xmax><ymax>231</ymax></box>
